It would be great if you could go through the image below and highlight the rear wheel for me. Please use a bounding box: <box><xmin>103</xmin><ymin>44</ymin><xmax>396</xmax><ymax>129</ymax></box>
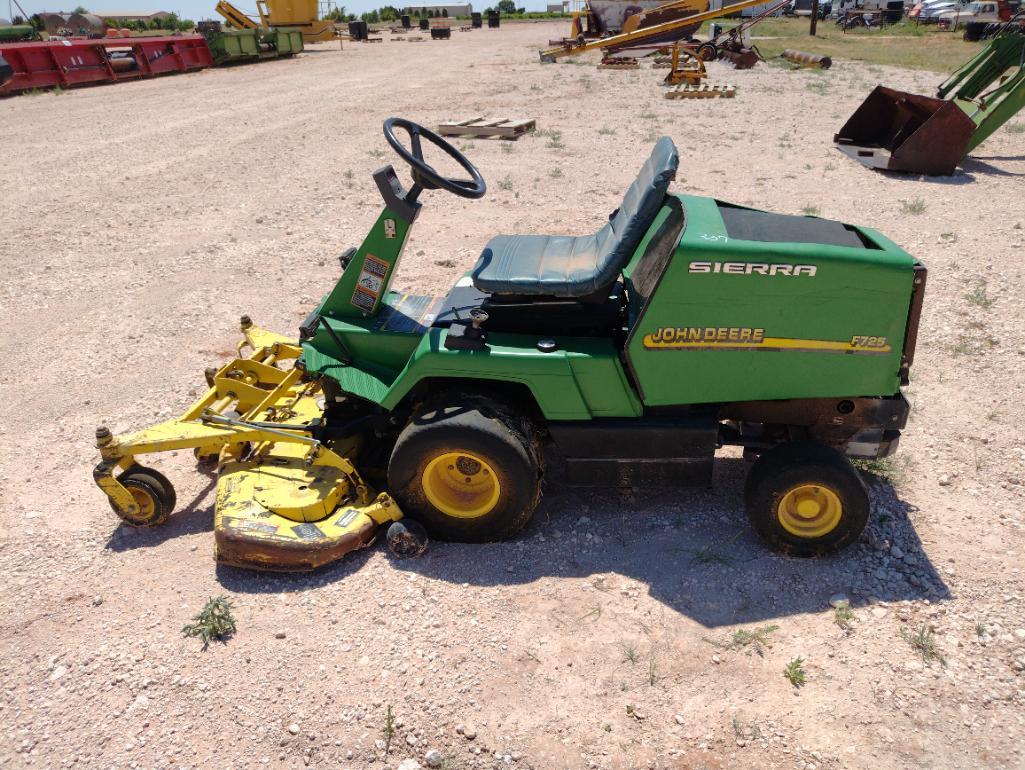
<box><xmin>744</xmin><ymin>442</ymin><xmax>868</xmax><ymax>556</ymax></box>
<box><xmin>387</xmin><ymin>398</ymin><xmax>541</xmax><ymax>542</ymax></box>
<box><xmin>110</xmin><ymin>465</ymin><xmax>176</xmax><ymax>527</ymax></box>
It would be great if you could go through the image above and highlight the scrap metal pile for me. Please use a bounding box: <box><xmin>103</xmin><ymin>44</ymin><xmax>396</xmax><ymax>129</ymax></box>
<box><xmin>546</xmin><ymin>0</ymin><xmax>807</xmax><ymax>99</ymax></box>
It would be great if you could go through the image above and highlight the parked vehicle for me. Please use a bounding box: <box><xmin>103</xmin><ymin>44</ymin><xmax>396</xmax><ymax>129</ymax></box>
<box><xmin>937</xmin><ymin>0</ymin><xmax>1013</xmax><ymax>27</ymax></box>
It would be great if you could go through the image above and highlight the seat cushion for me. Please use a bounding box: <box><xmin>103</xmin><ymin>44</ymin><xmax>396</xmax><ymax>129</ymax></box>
<box><xmin>471</xmin><ymin>137</ymin><xmax>679</xmax><ymax>297</ymax></box>
<box><xmin>472</xmin><ymin>233</ymin><xmax>600</xmax><ymax>297</ymax></box>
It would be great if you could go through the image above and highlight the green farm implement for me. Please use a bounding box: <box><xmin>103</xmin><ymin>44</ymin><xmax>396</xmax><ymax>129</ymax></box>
<box><xmin>95</xmin><ymin>119</ymin><xmax>925</xmax><ymax>571</ymax></box>
<box><xmin>197</xmin><ymin>21</ymin><xmax>303</xmax><ymax>64</ymax></box>
<box><xmin>835</xmin><ymin>27</ymin><xmax>1025</xmax><ymax>175</ymax></box>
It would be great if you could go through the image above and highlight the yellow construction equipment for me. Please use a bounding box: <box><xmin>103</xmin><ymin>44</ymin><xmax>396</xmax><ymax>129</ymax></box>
<box><xmin>215</xmin><ymin>0</ymin><xmax>337</xmax><ymax>43</ymax></box>
<box><xmin>620</xmin><ymin>0</ymin><xmax>708</xmax><ymax>34</ymax></box>
<box><xmin>540</xmin><ymin>0</ymin><xmax>781</xmax><ymax>62</ymax></box>
<box><xmin>215</xmin><ymin>0</ymin><xmax>263</xmax><ymax>29</ymax></box>
<box><xmin>661</xmin><ymin>43</ymin><xmax>707</xmax><ymax>86</ymax></box>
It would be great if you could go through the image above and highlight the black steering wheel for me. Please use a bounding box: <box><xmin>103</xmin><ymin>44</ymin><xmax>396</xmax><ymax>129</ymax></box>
<box><xmin>383</xmin><ymin>117</ymin><xmax>486</xmax><ymax>200</ymax></box>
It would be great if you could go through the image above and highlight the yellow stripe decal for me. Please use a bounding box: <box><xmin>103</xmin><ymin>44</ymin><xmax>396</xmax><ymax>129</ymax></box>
<box><xmin>642</xmin><ymin>328</ymin><xmax>891</xmax><ymax>354</ymax></box>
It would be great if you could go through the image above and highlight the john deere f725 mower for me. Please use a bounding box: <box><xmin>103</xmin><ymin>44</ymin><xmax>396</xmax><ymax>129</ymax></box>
<box><xmin>94</xmin><ymin>118</ymin><xmax>925</xmax><ymax>571</ymax></box>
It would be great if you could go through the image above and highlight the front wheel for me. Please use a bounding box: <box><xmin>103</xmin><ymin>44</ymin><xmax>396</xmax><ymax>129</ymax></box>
<box><xmin>110</xmin><ymin>465</ymin><xmax>177</xmax><ymax>527</ymax></box>
<box><xmin>744</xmin><ymin>442</ymin><xmax>869</xmax><ymax>556</ymax></box>
<box><xmin>387</xmin><ymin>398</ymin><xmax>541</xmax><ymax>542</ymax></box>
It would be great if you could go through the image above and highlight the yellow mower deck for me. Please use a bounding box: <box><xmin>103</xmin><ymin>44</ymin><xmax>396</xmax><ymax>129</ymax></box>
<box><xmin>93</xmin><ymin>318</ymin><xmax>403</xmax><ymax>571</ymax></box>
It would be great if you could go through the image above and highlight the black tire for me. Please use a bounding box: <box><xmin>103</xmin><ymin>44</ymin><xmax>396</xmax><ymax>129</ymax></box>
<box><xmin>387</xmin><ymin>398</ymin><xmax>541</xmax><ymax>542</ymax></box>
<box><xmin>744</xmin><ymin>442</ymin><xmax>868</xmax><ymax>557</ymax></box>
<box><xmin>386</xmin><ymin>519</ymin><xmax>429</xmax><ymax>558</ymax></box>
<box><xmin>110</xmin><ymin>465</ymin><xmax>176</xmax><ymax>527</ymax></box>
<box><xmin>696</xmin><ymin>42</ymin><xmax>718</xmax><ymax>61</ymax></box>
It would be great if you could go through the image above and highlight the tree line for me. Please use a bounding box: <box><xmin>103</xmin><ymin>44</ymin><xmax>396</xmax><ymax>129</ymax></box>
<box><xmin>324</xmin><ymin>0</ymin><xmax>533</xmax><ymax>24</ymax></box>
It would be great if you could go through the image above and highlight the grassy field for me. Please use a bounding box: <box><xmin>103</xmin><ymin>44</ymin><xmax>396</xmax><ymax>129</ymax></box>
<box><xmin>701</xmin><ymin>17</ymin><xmax>983</xmax><ymax>72</ymax></box>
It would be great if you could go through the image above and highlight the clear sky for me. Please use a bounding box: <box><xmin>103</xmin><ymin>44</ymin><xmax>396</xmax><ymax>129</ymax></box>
<box><xmin>8</xmin><ymin>0</ymin><xmax>548</xmax><ymax>22</ymax></box>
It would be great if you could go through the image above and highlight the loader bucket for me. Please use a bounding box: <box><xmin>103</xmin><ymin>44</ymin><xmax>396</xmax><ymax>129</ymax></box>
<box><xmin>833</xmin><ymin>85</ymin><xmax>976</xmax><ymax>176</ymax></box>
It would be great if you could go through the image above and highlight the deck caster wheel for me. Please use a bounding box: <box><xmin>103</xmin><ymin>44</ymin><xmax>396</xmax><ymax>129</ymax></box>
<box><xmin>744</xmin><ymin>442</ymin><xmax>868</xmax><ymax>557</ymax></box>
<box><xmin>194</xmin><ymin>446</ymin><xmax>220</xmax><ymax>468</ymax></box>
<box><xmin>110</xmin><ymin>465</ymin><xmax>177</xmax><ymax>527</ymax></box>
<box><xmin>386</xmin><ymin>520</ymin><xmax>429</xmax><ymax>558</ymax></box>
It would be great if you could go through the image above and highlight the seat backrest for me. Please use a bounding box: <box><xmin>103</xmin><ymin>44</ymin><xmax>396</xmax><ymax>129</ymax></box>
<box><xmin>590</xmin><ymin>136</ymin><xmax>679</xmax><ymax>290</ymax></box>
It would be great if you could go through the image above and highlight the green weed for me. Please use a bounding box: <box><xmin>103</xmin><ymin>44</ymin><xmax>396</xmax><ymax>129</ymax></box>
<box><xmin>901</xmin><ymin>624</ymin><xmax>946</xmax><ymax>665</ymax></box>
<box><xmin>801</xmin><ymin>204</ymin><xmax>820</xmax><ymax>217</ymax></box>
<box><xmin>709</xmin><ymin>624</ymin><xmax>779</xmax><ymax>654</ymax></box>
<box><xmin>383</xmin><ymin>704</ymin><xmax>395</xmax><ymax>754</ymax></box>
<box><xmin>900</xmin><ymin>198</ymin><xmax>927</xmax><ymax>215</ymax></box>
<box><xmin>783</xmin><ymin>657</ymin><xmax>807</xmax><ymax>687</ymax></box>
<box><xmin>965</xmin><ymin>283</ymin><xmax>995</xmax><ymax>310</ymax></box>
<box><xmin>854</xmin><ymin>455</ymin><xmax>913</xmax><ymax>486</ymax></box>
<box><xmin>181</xmin><ymin>596</ymin><xmax>236</xmax><ymax>648</ymax></box>
<box><xmin>834</xmin><ymin>605</ymin><xmax>857</xmax><ymax>632</ymax></box>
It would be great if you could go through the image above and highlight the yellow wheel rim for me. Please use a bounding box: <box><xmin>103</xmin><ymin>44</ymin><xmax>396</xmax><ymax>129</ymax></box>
<box><xmin>777</xmin><ymin>483</ymin><xmax>843</xmax><ymax>539</ymax></box>
<box><xmin>127</xmin><ymin>485</ymin><xmax>156</xmax><ymax>523</ymax></box>
<box><xmin>422</xmin><ymin>451</ymin><xmax>501</xmax><ymax>519</ymax></box>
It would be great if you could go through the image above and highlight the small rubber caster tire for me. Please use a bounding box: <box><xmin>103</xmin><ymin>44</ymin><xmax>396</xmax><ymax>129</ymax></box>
<box><xmin>386</xmin><ymin>520</ymin><xmax>429</xmax><ymax>558</ymax></box>
<box><xmin>111</xmin><ymin>465</ymin><xmax>176</xmax><ymax>527</ymax></box>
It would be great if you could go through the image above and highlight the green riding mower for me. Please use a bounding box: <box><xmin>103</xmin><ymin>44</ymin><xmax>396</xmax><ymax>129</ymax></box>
<box><xmin>94</xmin><ymin>118</ymin><xmax>925</xmax><ymax>571</ymax></box>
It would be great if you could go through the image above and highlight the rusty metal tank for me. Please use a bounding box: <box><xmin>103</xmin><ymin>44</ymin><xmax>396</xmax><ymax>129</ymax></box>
<box><xmin>67</xmin><ymin>12</ymin><xmax>107</xmax><ymax>37</ymax></box>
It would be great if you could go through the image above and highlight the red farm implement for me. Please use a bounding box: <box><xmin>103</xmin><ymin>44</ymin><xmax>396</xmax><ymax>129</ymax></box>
<box><xmin>0</xmin><ymin>34</ymin><xmax>212</xmax><ymax>96</ymax></box>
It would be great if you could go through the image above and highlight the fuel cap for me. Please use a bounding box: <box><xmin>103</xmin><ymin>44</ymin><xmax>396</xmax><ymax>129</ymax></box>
<box><xmin>537</xmin><ymin>339</ymin><xmax>558</xmax><ymax>353</ymax></box>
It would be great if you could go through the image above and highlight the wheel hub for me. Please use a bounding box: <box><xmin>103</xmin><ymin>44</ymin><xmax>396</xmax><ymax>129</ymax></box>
<box><xmin>777</xmin><ymin>484</ymin><xmax>843</xmax><ymax>539</ymax></box>
<box><xmin>422</xmin><ymin>451</ymin><xmax>500</xmax><ymax>519</ymax></box>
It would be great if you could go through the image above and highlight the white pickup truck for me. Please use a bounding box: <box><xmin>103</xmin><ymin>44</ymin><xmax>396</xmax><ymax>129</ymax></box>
<box><xmin>938</xmin><ymin>0</ymin><xmax>1013</xmax><ymax>26</ymax></box>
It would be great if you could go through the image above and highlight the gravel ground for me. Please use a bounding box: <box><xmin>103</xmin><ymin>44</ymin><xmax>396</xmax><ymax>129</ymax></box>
<box><xmin>1</xmin><ymin>21</ymin><xmax>1024</xmax><ymax>770</ymax></box>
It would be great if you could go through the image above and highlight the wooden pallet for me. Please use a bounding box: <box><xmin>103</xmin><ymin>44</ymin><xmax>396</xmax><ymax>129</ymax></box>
<box><xmin>664</xmin><ymin>83</ymin><xmax>736</xmax><ymax>99</ymax></box>
<box><xmin>598</xmin><ymin>57</ymin><xmax>639</xmax><ymax>70</ymax></box>
<box><xmin>437</xmin><ymin>117</ymin><xmax>536</xmax><ymax>140</ymax></box>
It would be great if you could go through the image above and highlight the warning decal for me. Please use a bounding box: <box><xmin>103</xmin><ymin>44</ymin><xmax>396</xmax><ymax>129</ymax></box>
<box><xmin>351</xmin><ymin>254</ymin><xmax>390</xmax><ymax>312</ymax></box>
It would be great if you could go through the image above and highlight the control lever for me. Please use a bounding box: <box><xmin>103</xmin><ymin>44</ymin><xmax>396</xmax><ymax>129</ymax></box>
<box><xmin>444</xmin><ymin>308</ymin><xmax>489</xmax><ymax>351</ymax></box>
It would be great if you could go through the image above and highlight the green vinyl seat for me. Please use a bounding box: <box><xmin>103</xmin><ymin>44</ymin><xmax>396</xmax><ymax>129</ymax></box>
<box><xmin>471</xmin><ymin>136</ymin><xmax>679</xmax><ymax>298</ymax></box>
